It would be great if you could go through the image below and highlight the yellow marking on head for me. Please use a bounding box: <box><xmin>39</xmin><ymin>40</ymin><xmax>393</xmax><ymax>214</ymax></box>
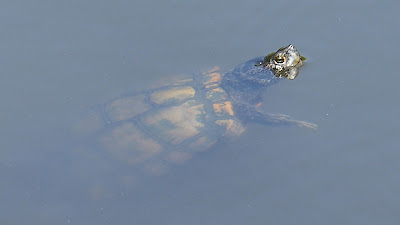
<box><xmin>213</xmin><ymin>101</ymin><xmax>234</xmax><ymax>116</ymax></box>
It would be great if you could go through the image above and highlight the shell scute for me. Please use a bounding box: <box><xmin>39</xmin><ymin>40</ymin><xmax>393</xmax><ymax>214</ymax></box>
<box><xmin>150</xmin><ymin>86</ymin><xmax>195</xmax><ymax>105</ymax></box>
<box><xmin>105</xmin><ymin>94</ymin><xmax>150</xmax><ymax>122</ymax></box>
<box><xmin>140</xmin><ymin>101</ymin><xmax>206</xmax><ymax>145</ymax></box>
<box><xmin>101</xmin><ymin>122</ymin><xmax>162</xmax><ymax>165</ymax></box>
<box><xmin>212</xmin><ymin>101</ymin><xmax>234</xmax><ymax>116</ymax></box>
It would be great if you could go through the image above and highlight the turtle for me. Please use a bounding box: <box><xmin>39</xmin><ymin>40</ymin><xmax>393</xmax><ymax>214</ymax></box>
<box><xmin>76</xmin><ymin>44</ymin><xmax>316</xmax><ymax>194</ymax></box>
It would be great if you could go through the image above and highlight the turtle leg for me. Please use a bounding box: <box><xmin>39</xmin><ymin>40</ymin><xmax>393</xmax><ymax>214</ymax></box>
<box><xmin>236</xmin><ymin>103</ymin><xmax>317</xmax><ymax>129</ymax></box>
<box><xmin>251</xmin><ymin>112</ymin><xmax>318</xmax><ymax>129</ymax></box>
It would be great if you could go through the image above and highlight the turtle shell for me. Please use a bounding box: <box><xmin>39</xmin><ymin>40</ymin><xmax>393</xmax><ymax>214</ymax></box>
<box><xmin>94</xmin><ymin>66</ymin><xmax>245</xmax><ymax>175</ymax></box>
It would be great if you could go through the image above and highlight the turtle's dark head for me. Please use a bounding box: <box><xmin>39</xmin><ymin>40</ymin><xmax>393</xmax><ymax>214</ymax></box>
<box><xmin>257</xmin><ymin>44</ymin><xmax>306</xmax><ymax>80</ymax></box>
<box><xmin>221</xmin><ymin>45</ymin><xmax>306</xmax><ymax>103</ymax></box>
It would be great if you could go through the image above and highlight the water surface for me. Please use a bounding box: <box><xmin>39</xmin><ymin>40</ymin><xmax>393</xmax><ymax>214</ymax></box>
<box><xmin>1</xmin><ymin>1</ymin><xmax>400</xmax><ymax>224</ymax></box>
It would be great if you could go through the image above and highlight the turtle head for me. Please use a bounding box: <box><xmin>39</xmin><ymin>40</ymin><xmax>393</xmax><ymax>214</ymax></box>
<box><xmin>257</xmin><ymin>44</ymin><xmax>306</xmax><ymax>80</ymax></box>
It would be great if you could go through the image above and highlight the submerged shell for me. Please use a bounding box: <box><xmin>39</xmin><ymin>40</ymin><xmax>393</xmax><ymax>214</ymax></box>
<box><xmin>72</xmin><ymin>45</ymin><xmax>313</xmax><ymax>199</ymax></box>
<box><xmin>90</xmin><ymin>66</ymin><xmax>245</xmax><ymax>176</ymax></box>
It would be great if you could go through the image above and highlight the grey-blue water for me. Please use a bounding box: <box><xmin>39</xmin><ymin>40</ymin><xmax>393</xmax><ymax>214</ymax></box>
<box><xmin>1</xmin><ymin>1</ymin><xmax>399</xmax><ymax>224</ymax></box>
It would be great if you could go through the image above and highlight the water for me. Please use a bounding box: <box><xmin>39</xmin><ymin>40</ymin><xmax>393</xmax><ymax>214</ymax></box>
<box><xmin>1</xmin><ymin>0</ymin><xmax>400</xmax><ymax>224</ymax></box>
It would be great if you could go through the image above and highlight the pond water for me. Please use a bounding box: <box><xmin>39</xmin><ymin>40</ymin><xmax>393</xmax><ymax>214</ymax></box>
<box><xmin>1</xmin><ymin>1</ymin><xmax>400</xmax><ymax>224</ymax></box>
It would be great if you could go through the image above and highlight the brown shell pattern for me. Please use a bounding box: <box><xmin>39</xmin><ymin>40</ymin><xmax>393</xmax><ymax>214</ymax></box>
<box><xmin>98</xmin><ymin>66</ymin><xmax>245</xmax><ymax>175</ymax></box>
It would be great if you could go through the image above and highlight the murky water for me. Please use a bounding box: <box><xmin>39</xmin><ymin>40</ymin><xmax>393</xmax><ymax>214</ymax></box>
<box><xmin>1</xmin><ymin>1</ymin><xmax>400</xmax><ymax>224</ymax></box>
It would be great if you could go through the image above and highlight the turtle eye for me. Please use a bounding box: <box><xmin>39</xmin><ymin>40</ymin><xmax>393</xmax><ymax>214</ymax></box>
<box><xmin>274</xmin><ymin>56</ymin><xmax>285</xmax><ymax>64</ymax></box>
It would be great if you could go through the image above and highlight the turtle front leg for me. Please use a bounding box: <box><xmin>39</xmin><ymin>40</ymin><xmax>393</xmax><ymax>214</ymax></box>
<box><xmin>237</xmin><ymin>104</ymin><xmax>317</xmax><ymax>129</ymax></box>
<box><xmin>252</xmin><ymin>112</ymin><xmax>318</xmax><ymax>130</ymax></box>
